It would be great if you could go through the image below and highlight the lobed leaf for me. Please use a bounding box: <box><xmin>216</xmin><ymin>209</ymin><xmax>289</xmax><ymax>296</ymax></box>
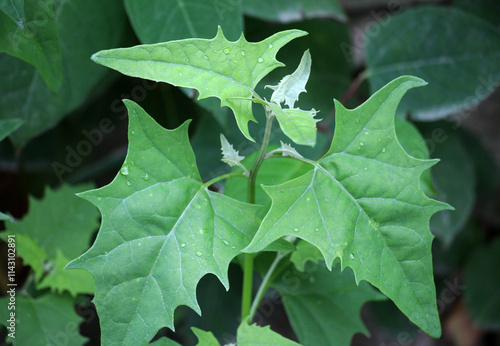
<box><xmin>66</xmin><ymin>100</ymin><xmax>261</xmax><ymax>345</ymax></box>
<box><xmin>91</xmin><ymin>27</ymin><xmax>307</xmax><ymax>141</ymax></box>
<box><xmin>0</xmin><ymin>293</ymin><xmax>87</xmax><ymax>345</ymax></box>
<box><xmin>0</xmin><ymin>184</ymin><xmax>98</xmax><ymax>295</ymax></box>
<box><xmin>244</xmin><ymin>76</ymin><xmax>452</xmax><ymax>337</ymax></box>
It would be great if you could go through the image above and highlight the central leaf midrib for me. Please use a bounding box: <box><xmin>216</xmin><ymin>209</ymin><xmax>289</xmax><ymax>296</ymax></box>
<box><xmin>97</xmin><ymin>56</ymin><xmax>253</xmax><ymax>94</ymax></box>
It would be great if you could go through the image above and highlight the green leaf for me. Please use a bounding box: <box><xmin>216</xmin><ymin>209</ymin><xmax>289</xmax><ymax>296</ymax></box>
<box><xmin>90</xmin><ymin>27</ymin><xmax>307</xmax><ymax>141</ymax></box>
<box><xmin>268</xmin><ymin>103</ymin><xmax>319</xmax><ymax>147</ymax></box>
<box><xmin>243</xmin><ymin>0</ymin><xmax>346</xmax><ymax>23</ymax></box>
<box><xmin>192</xmin><ymin>327</ymin><xmax>220</xmax><ymax>346</ymax></box>
<box><xmin>0</xmin><ymin>0</ymin><xmax>24</xmax><ymax>28</ymax></box>
<box><xmin>273</xmin><ymin>263</ymin><xmax>386</xmax><ymax>345</ymax></box>
<box><xmin>0</xmin><ymin>233</ymin><xmax>47</xmax><ymax>281</ymax></box>
<box><xmin>267</xmin><ymin>50</ymin><xmax>311</xmax><ymax>108</ymax></box>
<box><xmin>464</xmin><ymin>238</ymin><xmax>500</xmax><ymax>330</ymax></box>
<box><xmin>0</xmin><ymin>293</ymin><xmax>87</xmax><ymax>345</ymax></box>
<box><xmin>124</xmin><ymin>0</ymin><xmax>243</xmax><ymax>43</ymax></box>
<box><xmin>236</xmin><ymin>319</ymin><xmax>300</xmax><ymax>345</ymax></box>
<box><xmin>0</xmin><ymin>0</ymin><xmax>129</xmax><ymax>146</ymax></box>
<box><xmin>38</xmin><ymin>249</ymin><xmax>95</xmax><ymax>296</ymax></box>
<box><xmin>394</xmin><ymin>117</ymin><xmax>435</xmax><ymax>197</ymax></box>
<box><xmin>244</xmin><ymin>76</ymin><xmax>452</xmax><ymax>337</ymax></box>
<box><xmin>1</xmin><ymin>184</ymin><xmax>98</xmax><ymax>295</ymax></box>
<box><xmin>290</xmin><ymin>240</ymin><xmax>323</xmax><ymax>272</ymax></box>
<box><xmin>66</xmin><ymin>100</ymin><xmax>261</xmax><ymax>345</ymax></box>
<box><xmin>0</xmin><ymin>118</ymin><xmax>24</xmax><ymax>141</ymax></box>
<box><xmin>4</xmin><ymin>184</ymin><xmax>98</xmax><ymax>259</ymax></box>
<box><xmin>0</xmin><ymin>0</ymin><xmax>62</xmax><ymax>91</ymax></box>
<box><xmin>365</xmin><ymin>7</ymin><xmax>500</xmax><ymax>121</ymax></box>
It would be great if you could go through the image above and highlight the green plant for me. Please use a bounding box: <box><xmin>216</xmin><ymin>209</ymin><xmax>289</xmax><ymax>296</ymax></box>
<box><xmin>1</xmin><ymin>1</ymin><xmax>500</xmax><ymax>345</ymax></box>
<box><xmin>62</xmin><ymin>28</ymin><xmax>452</xmax><ymax>345</ymax></box>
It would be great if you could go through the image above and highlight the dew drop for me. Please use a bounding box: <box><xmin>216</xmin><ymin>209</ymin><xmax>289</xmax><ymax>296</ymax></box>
<box><xmin>196</xmin><ymin>251</ymin><xmax>203</xmax><ymax>257</ymax></box>
<box><xmin>268</xmin><ymin>44</ymin><xmax>273</xmax><ymax>49</ymax></box>
<box><xmin>131</xmin><ymin>130</ymin><xmax>135</xmax><ymax>135</ymax></box>
<box><xmin>350</xmin><ymin>253</ymin><xmax>355</xmax><ymax>259</ymax></box>
<box><xmin>377</xmin><ymin>138</ymin><xmax>382</xmax><ymax>143</ymax></box>
<box><xmin>381</xmin><ymin>148</ymin><xmax>386</xmax><ymax>153</ymax></box>
<box><xmin>204</xmin><ymin>55</ymin><xmax>208</xmax><ymax>59</ymax></box>
<box><xmin>126</xmin><ymin>181</ymin><xmax>131</xmax><ymax>186</ymax></box>
<box><xmin>364</xmin><ymin>167</ymin><xmax>368</xmax><ymax>171</ymax></box>
<box><xmin>199</xmin><ymin>228</ymin><xmax>208</xmax><ymax>235</ymax></box>
<box><xmin>240</xmin><ymin>50</ymin><xmax>246</xmax><ymax>56</ymax></box>
<box><xmin>257</xmin><ymin>57</ymin><xmax>264</xmax><ymax>63</ymax></box>
<box><xmin>120</xmin><ymin>166</ymin><xmax>129</xmax><ymax>176</ymax></box>
<box><xmin>314</xmin><ymin>228</ymin><xmax>319</xmax><ymax>232</ymax></box>
<box><xmin>355</xmin><ymin>118</ymin><xmax>360</xmax><ymax>124</ymax></box>
<box><xmin>293</xmin><ymin>228</ymin><xmax>299</xmax><ymax>232</ymax></box>
<box><xmin>142</xmin><ymin>173</ymin><xmax>149</xmax><ymax>181</ymax></box>
<box><xmin>360</xmin><ymin>142</ymin><xmax>364</xmax><ymax>146</ymax></box>
<box><xmin>222</xmin><ymin>239</ymin><xmax>230</xmax><ymax>246</ymax></box>
<box><xmin>223</xmin><ymin>48</ymin><xmax>230</xmax><ymax>54</ymax></box>
<box><xmin>364</xmin><ymin>131</ymin><xmax>369</xmax><ymax>135</ymax></box>
<box><xmin>180</xmin><ymin>243</ymin><xmax>186</xmax><ymax>248</ymax></box>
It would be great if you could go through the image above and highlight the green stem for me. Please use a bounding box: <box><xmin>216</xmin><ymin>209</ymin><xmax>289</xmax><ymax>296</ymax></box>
<box><xmin>241</xmin><ymin>108</ymin><xmax>275</xmax><ymax>322</ymax></box>
<box><xmin>202</xmin><ymin>171</ymin><xmax>247</xmax><ymax>188</ymax></box>
<box><xmin>248</xmin><ymin>251</ymin><xmax>287</xmax><ymax>321</ymax></box>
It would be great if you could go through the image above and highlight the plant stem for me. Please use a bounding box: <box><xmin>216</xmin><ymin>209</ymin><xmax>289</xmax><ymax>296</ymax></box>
<box><xmin>248</xmin><ymin>251</ymin><xmax>287</xmax><ymax>321</ymax></box>
<box><xmin>202</xmin><ymin>172</ymin><xmax>247</xmax><ymax>188</ymax></box>
<box><xmin>339</xmin><ymin>69</ymin><xmax>367</xmax><ymax>105</ymax></box>
<box><xmin>241</xmin><ymin>108</ymin><xmax>275</xmax><ymax>322</ymax></box>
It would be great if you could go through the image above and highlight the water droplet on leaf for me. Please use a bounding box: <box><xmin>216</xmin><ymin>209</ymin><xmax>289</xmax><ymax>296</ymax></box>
<box><xmin>222</xmin><ymin>240</ymin><xmax>230</xmax><ymax>246</ymax></box>
<box><xmin>204</xmin><ymin>55</ymin><xmax>208</xmax><ymax>59</ymax></box>
<box><xmin>360</xmin><ymin>142</ymin><xmax>364</xmax><ymax>146</ymax></box>
<box><xmin>355</xmin><ymin>119</ymin><xmax>360</xmax><ymax>124</ymax></box>
<box><xmin>196</xmin><ymin>251</ymin><xmax>203</xmax><ymax>257</ymax></box>
<box><xmin>199</xmin><ymin>228</ymin><xmax>208</xmax><ymax>235</ymax></box>
<box><xmin>350</xmin><ymin>253</ymin><xmax>355</xmax><ymax>259</ymax></box>
<box><xmin>142</xmin><ymin>173</ymin><xmax>149</xmax><ymax>181</ymax></box>
<box><xmin>120</xmin><ymin>166</ymin><xmax>129</xmax><ymax>176</ymax></box>
<box><xmin>257</xmin><ymin>57</ymin><xmax>264</xmax><ymax>63</ymax></box>
<box><xmin>223</xmin><ymin>48</ymin><xmax>230</xmax><ymax>54</ymax></box>
<box><xmin>381</xmin><ymin>148</ymin><xmax>386</xmax><ymax>153</ymax></box>
<box><xmin>268</xmin><ymin>44</ymin><xmax>273</xmax><ymax>49</ymax></box>
<box><xmin>240</xmin><ymin>50</ymin><xmax>246</xmax><ymax>56</ymax></box>
<box><xmin>293</xmin><ymin>228</ymin><xmax>299</xmax><ymax>232</ymax></box>
<box><xmin>180</xmin><ymin>243</ymin><xmax>186</xmax><ymax>248</ymax></box>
